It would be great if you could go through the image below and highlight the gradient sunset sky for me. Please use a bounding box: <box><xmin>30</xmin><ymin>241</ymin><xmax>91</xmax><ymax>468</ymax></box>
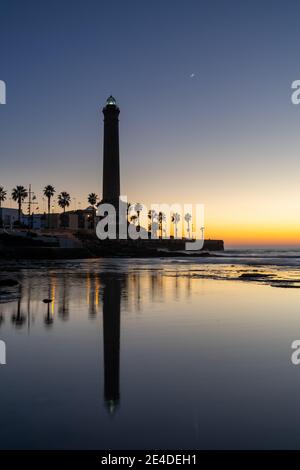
<box><xmin>1</xmin><ymin>0</ymin><xmax>300</xmax><ymax>247</ymax></box>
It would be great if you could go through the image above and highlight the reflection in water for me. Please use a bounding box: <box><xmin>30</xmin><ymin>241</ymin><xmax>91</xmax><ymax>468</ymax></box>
<box><xmin>11</xmin><ymin>286</ymin><xmax>26</xmax><ymax>327</ymax></box>
<box><xmin>44</xmin><ymin>285</ymin><xmax>54</xmax><ymax>327</ymax></box>
<box><xmin>58</xmin><ymin>273</ymin><xmax>70</xmax><ymax>321</ymax></box>
<box><xmin>2</xmin><ymin>259</ymin><xmax>300</xmax><ymax>449</ymax></box>
<box><xmin>2</xmin><ymin>265</ymin><xmax>193</xmax><ymax>415</ymax></box>
<box><xmin>101</xmin><ymin>274</ymin><xmax>122</xmax><ymax>414</ymax></box>
<box><xmin>87</xmin><ymin>273</ymin><xmax>100</xmax><ymax>318</ymax></box>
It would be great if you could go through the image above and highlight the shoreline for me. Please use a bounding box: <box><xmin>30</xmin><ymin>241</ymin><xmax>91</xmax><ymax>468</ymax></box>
<box><xmin>1</xmin><ymin>256</ymin><xmax>300</xmax><ymax>291</ymax></box>
<box><xmin>0</xmin><ymin>230</ymin><xmax>224</xmax><ymax>260</ymax></box>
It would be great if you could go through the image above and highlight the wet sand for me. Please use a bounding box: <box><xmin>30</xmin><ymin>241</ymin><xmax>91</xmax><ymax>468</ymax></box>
<box><xmin>0</xmin><ymin>256</ymin><xmax>300</xmax><ymax>449</ymax></box>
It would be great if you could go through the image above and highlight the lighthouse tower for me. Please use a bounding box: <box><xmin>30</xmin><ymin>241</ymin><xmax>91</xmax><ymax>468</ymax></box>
<box><xmin>102</xmin><ymin>95</ymin><xmax>120</xmax><ymax>205</ymax></box>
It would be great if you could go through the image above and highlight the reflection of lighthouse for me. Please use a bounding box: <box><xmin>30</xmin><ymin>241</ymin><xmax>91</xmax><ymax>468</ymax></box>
<box><xmin>102</xmin><ymin>275</ymin><xmax>121</xmax><ymax>414</ymax></box>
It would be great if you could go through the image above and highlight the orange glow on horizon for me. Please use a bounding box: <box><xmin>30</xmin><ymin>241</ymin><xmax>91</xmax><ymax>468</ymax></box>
<box><xmin>7</xmin><ymin>188</ymin><xmax>300</xmax><ymax>247</ymax></box>
<box><xmin>205</xmin><ymin>221</ymin><xmax>300</xmax><ymax>247</ymax></box>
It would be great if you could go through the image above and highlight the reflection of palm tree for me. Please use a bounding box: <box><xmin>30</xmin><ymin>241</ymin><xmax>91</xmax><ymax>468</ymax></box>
<box><xmin>58</xmin><ymin>275</ymin><xmax>69</xmax><ymax>320</ymax></box>
<box><xmin>11</xmin><ymin>186</ymin><xmax>28</xmax><ymax>222</ymax></box>
<box><xmin>88</xmin><ymin>193</ymin><xmax>99</xmax><ymax>229</ymax></box>
<box><xmin>184</xmin><ymin>213</ymin><xmax>192</xmax><ymax>239</ymax></box>
<box><xmin>58</xmin><ymin>191</ymin><xmax>71</xmax><ymax>228</ymax></box>
<box><xmin>171</xmin><ymin>213</ymin><xmax>181</xmax><ymax>238</ymax></box>
<box><xmin>87</xmin><ymin>273</ymin><xmax>98</xmax><ymax>318</ymax></box>
<box><xmin>44</xmin><ymin>302</ymin><xmax>54</xmax><ymax>326</ymax></box>
<box><xmin>174</xmin><ymin>272</ymin><xmax>180</xmax><ymax>299</ymax></box>
<box><xmin>43</xmin><ymin>185</ymin><xmax>56</xmax><ymax>229</ymax></box>
<box><xmin>11</xmin><ymin>297</ymin><xmax>26</xmax><ymax>327</ymax></box>
<box><xmin>44</xmin><ymin>286</ymin><xmax>54</xmax><ymax>326</ymax></box>
<box><xmin>150</xmin><ymin>271</ymin><xmax>161</xmax><ymax>301</ymax></box>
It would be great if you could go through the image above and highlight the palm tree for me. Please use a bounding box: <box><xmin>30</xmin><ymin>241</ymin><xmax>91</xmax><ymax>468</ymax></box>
<box><xmin>151</xmin><ymin>220</ymin><xmax>159</xmax><ymax>239</ymax></box>
<box><xmin>57</xmin><ymin>191</ymin><xmax>71</xmax><ymax>228</ymax></box>
<box><xmin>11</xmin><ymin>186</ymin><xmax>28</xmax><ymax>222</ymax></box>
<box><xmin>171</xmin><ymin>213</ymin><xmax>181</xmax><ymax>238</ymax></box>
<box><xmin>148</xmin><ymin>210</ymin><xmax>157</xmax><ymax>235</ymax></box>
<box><xmin>88</xmin><ymin>193</ymin><xmax>98</xmax><ymax>207</ymax></box>
<box><xmin>134</xmin><ymin>203</ymin><xmax>143</xmax><ymax>231</ymax></box>
<box><xmin>130</xmin><ymin>214</ymin><xmax>138</xmax><ymax>225</ymax></box>
<box><xmin>43</xmin><ymin>185</ymin><xmax>55</xmax><ymax>229</ymax></box>
<box><xmin>0</xmin><ymin>186</ymin><xmax>6</xmax><ymax>228</ymax></box>
<box><xmin>88</xmin><ymin>193</ymin><xmax>98</xmax><ymax>229</ymax></box>
<box><xmin>184</xmin><ymin>213</ymin><xmax>192</xmax><ymax>239</ymax></box>
<box><xmin>158</xmin><ymin>212</ymin><xmax>166</xmax><ymax>239</ymax></box>
<box><xmin>0</xmin><ymin>186</ymin><xmax>7</xmax><ymax>208</ymax></box>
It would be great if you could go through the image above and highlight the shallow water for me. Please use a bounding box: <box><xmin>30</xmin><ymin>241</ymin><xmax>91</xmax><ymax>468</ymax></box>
<box><xmin>0</xmin><ymin>256</ymin><xmax>300</xmax><ymax>449</ymax></box>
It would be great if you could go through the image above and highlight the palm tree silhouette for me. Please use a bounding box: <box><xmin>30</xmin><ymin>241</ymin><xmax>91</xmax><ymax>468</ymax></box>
<box><xmin>0</xmin><ymin>186</ymin><xmax>7</xmax><ymax>208</ymax></box>
<box><xmin>0</xmin><ymin>186</ymin><xmax>7</xmax><ymax>228</ymax></box>
<box><xmin>148</xmin><ymin>210</ymin><xmax>157</xmax><ymax>236</ymax></box>
<box><xmin>88</xmin><ymin>193</ymin><xmax>98</xmax><ymax>206</ymax></box>
<box><xmin>171</xmin><ymin>213</ymin><xmax>181</xmax><ymax>238</ymax></box>
<box><xmin>158</xmin><ymin>212</ymin><xmax>166</xmax><ymax>239</ymax></box>
<box><xmin>11</xmin><ymin>186</ymin><xmax>28</xmax><ymax>223</ymax></box>
<box><xmin>88</xmin><ymin>193</ymin><xmax>99</xmax><ymax>229</ymax></box>
<box><xmin>151</xmin><ymin>221</ymin><xmax>159</xmax><ymax>238</ymax></box>
<box><xmin>130</xmin><ymin>214</ymin><xmax>138</xmax><ymax>225</ymax></box>
<box><xmin>58</xmin><ymin>191</ymin><xmax>71</xmax><ymax>228</ymax></box>
<box><xmin>43</xmin><ymin>185</ymin><xmax>56</xmax><ymax>229</ymax></box>
<box><xmin>134</xmin><ymin>203</ymin><xmax>143</xmax><ymax>231</ymax></box>
<box><xmin>184</xmin><ymin>213</ymin><xmax>192</xmax><ymax>239</ymax></box>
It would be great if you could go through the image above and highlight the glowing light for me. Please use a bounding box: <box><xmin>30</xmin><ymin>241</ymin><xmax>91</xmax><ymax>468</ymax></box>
<box><xmin>106</xmin><ymin>95</ymin><xmax>116</xmax><ymax>106</ymax></box>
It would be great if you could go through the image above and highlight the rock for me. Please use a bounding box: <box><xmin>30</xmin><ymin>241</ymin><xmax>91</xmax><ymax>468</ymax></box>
<box><xmin>239</xmin><ymin>273</ymin><xmax>272</xmax><ymax>279</ymax></box>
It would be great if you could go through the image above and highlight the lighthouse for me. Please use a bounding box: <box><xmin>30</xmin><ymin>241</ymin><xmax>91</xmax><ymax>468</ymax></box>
<box><xmin>102</xmin><ymin>95</ymin><xmax>120</xmax><ymax>204</ymax></box>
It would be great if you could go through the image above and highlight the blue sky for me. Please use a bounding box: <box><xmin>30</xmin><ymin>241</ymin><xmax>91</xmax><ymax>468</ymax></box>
<box><xmin>1</xmin><ymin>0</ymin><xmax>300</xmax><ymax>245</ymax></box>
